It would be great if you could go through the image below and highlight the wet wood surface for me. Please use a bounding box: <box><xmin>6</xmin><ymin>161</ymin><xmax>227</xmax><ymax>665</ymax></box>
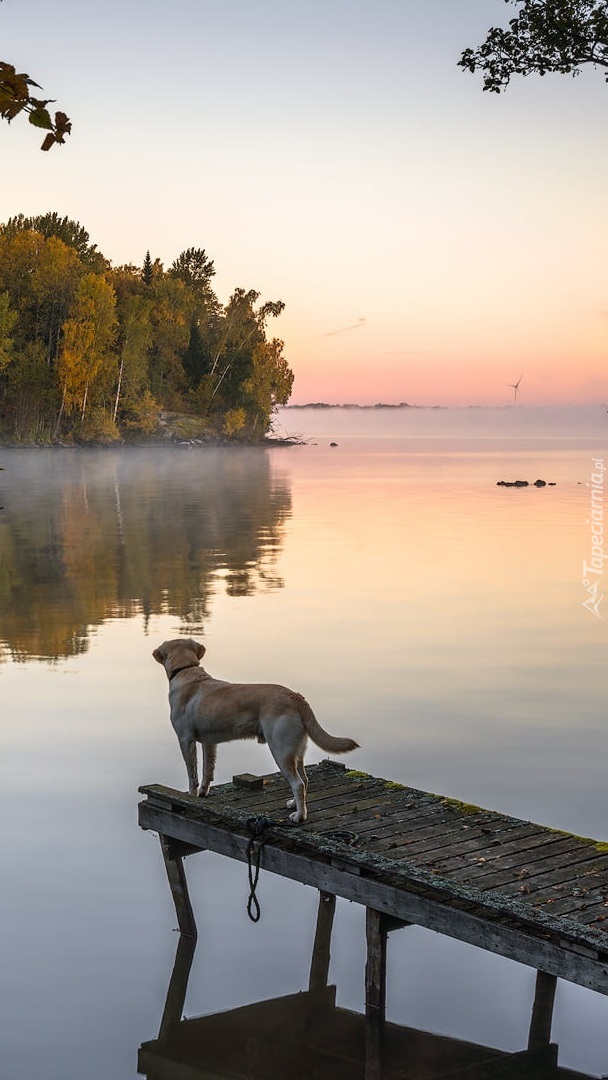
<box><xmin>138</xmin><ymin>760</ymin><xmax>608</xmax><ymax>994</ymax></box>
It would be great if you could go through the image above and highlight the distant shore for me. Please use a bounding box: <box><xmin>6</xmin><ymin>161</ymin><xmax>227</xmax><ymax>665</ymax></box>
<box><xmin>285</xmin><ymin>402</ymin><xmax>420</xmax><ymax>409</ymax></box>
<box><xmin>284</xmin><ymin>402</ymin><xmax>606</xmax><ymax>411</ymax></box>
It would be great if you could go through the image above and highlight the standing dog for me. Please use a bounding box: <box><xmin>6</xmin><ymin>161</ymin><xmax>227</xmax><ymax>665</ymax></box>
<box><xmin>153</xmin><ymin>638</ymin><xmax>359</xmax><ymax>822</ymax></box>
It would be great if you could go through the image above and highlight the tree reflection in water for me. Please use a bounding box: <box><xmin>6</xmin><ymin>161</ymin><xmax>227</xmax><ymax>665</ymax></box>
<box><xmin>0</xmin><ymin>447</ymin><xmax>291</xmax><ymax>661</ymax></box>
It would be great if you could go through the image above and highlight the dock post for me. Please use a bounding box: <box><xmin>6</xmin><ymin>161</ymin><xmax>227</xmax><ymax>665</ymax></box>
<box><xmin>365</xmin><ymin>908</ymin><xmax>388</xmax><ymax>1080</ymax></box>
<box><xmin>159</xmin><ymin>834</ymin><xmax>198</xmax><ymax>940</ymax></box>
<box><xmin>364</xmin><ymin>909</ymin><xmax>411</xmax><ymax>1080</ymax></box>
<box><xmin>158</xmin><ymin>933</ymin><xmax>197</xmax><ymax>1042</ymax></box>
<box><xmin>527</xmin><ymin>969</ymin><xmax>558</xmax><ymax>1051</ymax></box>
<box><xmin>309</xmin><ymin>891</ymin><xmax>337</xmax><ymax>991</ymax></box>
<box><xmin>365</xmin><ymin>908</ymin><xmax>388</xmax><ymax>1022</ymax></box>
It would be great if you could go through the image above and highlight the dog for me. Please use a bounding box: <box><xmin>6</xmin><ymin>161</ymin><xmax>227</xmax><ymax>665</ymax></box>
<box><xmin>153</xmin><ymin>638</ymin><xmax>359</xmax><ymax>822</ymax></box>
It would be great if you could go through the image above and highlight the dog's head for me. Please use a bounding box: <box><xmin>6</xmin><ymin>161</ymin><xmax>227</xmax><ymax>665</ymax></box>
<box><xmin>153</xmin><ymin>638</ymin><xmax>206</xmax><ymax>679</ymax></box>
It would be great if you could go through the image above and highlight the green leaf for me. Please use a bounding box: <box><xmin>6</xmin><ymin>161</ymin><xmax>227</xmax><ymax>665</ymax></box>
<box><xmin>28</xmin><ymin>106</ymin><xmax>53</xmax><ymax>130</ymax></box>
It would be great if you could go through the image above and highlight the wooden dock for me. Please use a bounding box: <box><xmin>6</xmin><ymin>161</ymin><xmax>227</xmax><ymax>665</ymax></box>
<box><xmin>138</xmin><ymin>759</ymin><xmax>608</xmax><ymax>1070</ymax></box>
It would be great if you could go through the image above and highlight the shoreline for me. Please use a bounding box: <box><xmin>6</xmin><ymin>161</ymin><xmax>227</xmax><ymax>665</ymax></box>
<box><xmin>0</xmin><ymin>434</ymin><xmax>304</xmax><ymax>450</ymax></box>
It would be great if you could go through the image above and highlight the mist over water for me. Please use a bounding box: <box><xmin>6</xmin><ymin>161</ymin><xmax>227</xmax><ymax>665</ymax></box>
<box><xmin>277</xmin><ymin>402</ymin><xmax>607</xmax><ymax>444</ymax></box>
<box><xmin>1</xmin><ymin>407</ymin><xmax>607</xmax><ymax>1078</ymax></box>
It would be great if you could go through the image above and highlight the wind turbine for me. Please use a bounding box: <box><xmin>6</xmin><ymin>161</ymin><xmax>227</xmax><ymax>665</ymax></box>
<box><xmin>507</xmin><ymin>374</ymin><xmax>523</xmax><ymax>405</ymax></box>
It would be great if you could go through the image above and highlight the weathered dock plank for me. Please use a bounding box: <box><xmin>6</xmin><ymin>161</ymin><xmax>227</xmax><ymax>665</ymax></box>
<box><xmin>138</xmin><ymin>761</ymin><xmax>608</xmax><ymax>995</ymax></box>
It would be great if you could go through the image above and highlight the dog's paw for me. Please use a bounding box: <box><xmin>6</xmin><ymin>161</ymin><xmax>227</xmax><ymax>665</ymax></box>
<box><xmin>286</xmin><ymin>797</ymin><xmax>296</xmax><ymax>809</ymax></box>
<box><xmin>288</xmin><ymin>810</ymin><xmax>306</xmax><ymax>824</ymax></box>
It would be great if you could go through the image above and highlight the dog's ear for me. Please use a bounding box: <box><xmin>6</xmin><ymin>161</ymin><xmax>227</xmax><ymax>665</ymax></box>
<box><xmin>193</xmin><ymin>640</ymin><xmax>206</xmax><ymax>660</ymax></box>
<box><xmin>152</xmin><ymin>646</ymin><xmax>165</xmax><ymax>664</ymax></box>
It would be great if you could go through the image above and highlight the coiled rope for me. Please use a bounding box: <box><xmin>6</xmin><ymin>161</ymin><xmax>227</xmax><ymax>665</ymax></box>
<box><xmin>245</xmin><ymin>816</ymin><xmax>273</xmax><ymax>922</ymax></box>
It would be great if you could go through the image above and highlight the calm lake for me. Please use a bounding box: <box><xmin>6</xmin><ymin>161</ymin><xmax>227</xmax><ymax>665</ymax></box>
<box><xmin>1</xmin><ymin>405</ymin><xmax>607</xmax><ymax>1078</ymax></box>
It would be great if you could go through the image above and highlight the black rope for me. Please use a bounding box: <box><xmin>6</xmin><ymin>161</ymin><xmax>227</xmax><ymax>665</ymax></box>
<box><xmin>245</xmin><ymin>816</ymin><xmax>273</xmax><ymax>922</ymax></box>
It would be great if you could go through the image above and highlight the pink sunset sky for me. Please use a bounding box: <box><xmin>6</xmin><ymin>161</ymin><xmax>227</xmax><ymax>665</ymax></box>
<box><xmin>1</xmin><ymin>0</ymin><xmax>606</xmax><ymax>407</ymax></box>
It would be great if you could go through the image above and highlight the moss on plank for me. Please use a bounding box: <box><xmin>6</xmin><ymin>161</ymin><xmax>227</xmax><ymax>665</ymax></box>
<box><xmin>440</xmin><ymin>797</ymin><xmax>483</xmax><ymax>816</ymax></box>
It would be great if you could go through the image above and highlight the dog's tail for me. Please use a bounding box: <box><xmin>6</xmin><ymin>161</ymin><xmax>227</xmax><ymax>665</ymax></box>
<box><xmin>295</xmin><ymin>693</ymin><xmax>359</xmax><ymax>754</ymax></box>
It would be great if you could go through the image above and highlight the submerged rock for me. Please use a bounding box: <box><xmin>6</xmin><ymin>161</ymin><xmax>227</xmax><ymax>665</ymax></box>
<box><xmin>497</xmin><ymin>478</ymin><xmax>556</xmax><ymax>488</ymax></box>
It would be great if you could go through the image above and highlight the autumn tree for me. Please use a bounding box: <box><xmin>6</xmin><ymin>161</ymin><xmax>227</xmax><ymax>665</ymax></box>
<box><xmin>459</xmin><ymin>0</ymin><xmax>608</xmax><ymax>91</ymax></box>
<box><xmin>57</xmin><ymin>273</ymin><xmax>117</xmax><ymax>429</ymax></box>
<box><xmin>0</xmin><ymin>228</ymin><xmax>82</xmax><ymax>367</ymax></box>
<box><xmin>0</xmin><ymin>211</ymin><xmax>294</xmax><ymax>442</ymax></box>
<box><xmin>210</xmin><ymin>289</ymin><xmax>285</xmax><ymax>401</ymax></box>
<box><xmin>0</xmin><ymin>290</ymin><xmax>16</xmax><ymax>372</ymax></box>
<box><xmin>109</xmin><ymin>266</ymin><xmax>153</xmax><ymax>425</ymax></box>
<box><xmin>242</xmin><ymin>337</ymin><xmax>294</xmax><ymax>436</ymax></box>
<box><xmin>169</xmin><ymin>248</ymin><xmax>221</xmax><ymax>392</ymax></box>
<box><xmin>4</xmin><ymin>340</ymin><xmax>56</xmax><ymax>440</ymax></box>
<box><xmin>30</xmin><ymin>236</ymin><xmax>82</xmax><ymax>363</ymax></box>
<box><xmin>170</xmin><ymin>247</ymin><xmax>217</xmax><ymax>304</ymax></box>
<box><xmin>0</xmin><ymin>228</ymin><xmax>83</xmax><ymax>437</ymax></box>
<box><xmin>0</xmin><ymin>226</ymin><xmax>46</xmax><ymax>320</ymax></box>
<box><xmin>146</xmin><ymin>275</ymin><xmax>190</xmax><ymax>404</ymax></box>
<box><xmin>4</xmin><ymin>213</ymin><xmax>106</xmax><ymax>271</ymax></box>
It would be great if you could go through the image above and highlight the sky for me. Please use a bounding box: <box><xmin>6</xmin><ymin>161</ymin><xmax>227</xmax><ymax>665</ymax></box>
<box><xmin>1</xmin><ymin>0</ymin><xmax>606</xmax><ymax>406</ymax></box>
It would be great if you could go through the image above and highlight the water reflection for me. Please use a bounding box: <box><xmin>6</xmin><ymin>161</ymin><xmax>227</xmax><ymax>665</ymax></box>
<box><xmin>0</xmin><ymin>448</ymin><xmax>290</xmax><ymax>661</ymax></box>
<box><xmin>139</xmin><ymin>932</ymin><xmax>592</xmax><ymax>1080</ymax></box>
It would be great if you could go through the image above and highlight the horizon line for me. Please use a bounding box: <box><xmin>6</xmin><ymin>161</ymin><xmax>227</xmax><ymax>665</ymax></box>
<box><xmin>283</xmin><ymin>401</ymin><xmax>606</xmax><ymax>410</ymax></box>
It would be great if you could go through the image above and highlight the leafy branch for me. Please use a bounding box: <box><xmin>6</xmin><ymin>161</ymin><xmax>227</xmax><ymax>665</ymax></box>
<box><xmin>0</xmin><ymin>61</ymin><xmax>71</xmax><ymax>148</ymax></box>
<box><xmin>459</xmin><ymin>0</ymin><xmax>608</xmax><ymax>92</ymax></box>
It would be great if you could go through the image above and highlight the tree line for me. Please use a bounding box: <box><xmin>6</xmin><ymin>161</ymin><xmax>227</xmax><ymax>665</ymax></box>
<box><xmin>0</xmin><ymin>212</ymin><xmax>294</xmax><ymax>443</ymax></box>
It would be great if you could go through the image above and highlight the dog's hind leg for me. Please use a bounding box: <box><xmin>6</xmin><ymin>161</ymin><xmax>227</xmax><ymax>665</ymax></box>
<box><xmin>286</xmin><ymin>759</ymin><xmax>308</xmax><ymax>812</ymax></box>
<box><xmin>200</xmin><ymin>743</ymin><xmax>217</xmax><ymax>797</ymax></box>
<box><xmin>301</xmin><ymin>761</ymin><xmax>308</xmax><ymax>794</ymax></box>
<box><xmin>268</xmin><ymin>742</ymin><xmax>308</xmax><ymax>823</ymax></box>
<box><xmin>178</xmin><ymin>737</ymin><xmax>199</xmax><ymax>796</ymax></box>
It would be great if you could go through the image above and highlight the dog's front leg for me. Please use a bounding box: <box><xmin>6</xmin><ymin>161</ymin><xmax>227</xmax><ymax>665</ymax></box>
<box><xmin>200</xmin><ymin>742</ymin><xmax>217</xmax><ymax>797</ymax></box>
<box><xmin>178</xmin><ymin>737</ymin><xmax>199</xmax><ymax>796</ymax></box>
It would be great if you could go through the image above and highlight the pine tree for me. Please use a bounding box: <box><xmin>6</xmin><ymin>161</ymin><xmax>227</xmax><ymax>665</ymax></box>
<box><xmin>142</xmin><ymin>251</ymin><xmax>153</xmax><ymax>286</ymax></box>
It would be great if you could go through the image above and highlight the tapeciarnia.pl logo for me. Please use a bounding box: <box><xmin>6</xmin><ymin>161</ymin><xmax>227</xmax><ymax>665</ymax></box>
<box><xmin>582</xmin><ymin>458</ymin><xmax>606</xmax><ymax>620</ymax></box>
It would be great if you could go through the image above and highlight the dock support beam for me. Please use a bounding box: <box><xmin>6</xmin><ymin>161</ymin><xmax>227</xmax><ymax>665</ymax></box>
<box><xmin>159</xmin><ymin>834</ymin><xmax>199</xmax><ymax>940</ymax></box>
<box><xmin>365</xmin><ymin>908</ymin><xmax>387</xmax><ymax>1080</ymax></box>
<box><xmin>365</xmin><ymin>908</ymin><xmax>410</xmax><ymax>1080</ymax></box>
<box><xmin>309</xmin><ymin>891</ymin><xmax>336</xmax><ymax>991</ymax></box>
<box><xmin>158</xmin><ymin>934</ymin><xmax>197</xmax><ymax>1042</ymax></box>
<box><xmin>365</xmin><ymin>908</ymin><xmax>388</xmax><ymax>1024</ymax></box>
<box><xmin>528</xmin><ymin>969</ymin><xmax>558</xmax><ymax>1051</ymax></box>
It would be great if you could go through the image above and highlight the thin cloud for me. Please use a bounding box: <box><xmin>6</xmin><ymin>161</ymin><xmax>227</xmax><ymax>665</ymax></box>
<box><xmin>323</xmin><ymin>317</ymin><xmax>366</xmax><ymax>337</ymax></box>
<box><xmin>384</xmin><ymin>350</ymin><xmax>436</xmax><ymax>355</ymax></box>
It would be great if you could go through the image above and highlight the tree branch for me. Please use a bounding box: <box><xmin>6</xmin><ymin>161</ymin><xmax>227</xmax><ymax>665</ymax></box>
<box><xmin>0</xmin><ymin>61</ymin><xmax>71</xmax><ymax>149</ymax></box>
